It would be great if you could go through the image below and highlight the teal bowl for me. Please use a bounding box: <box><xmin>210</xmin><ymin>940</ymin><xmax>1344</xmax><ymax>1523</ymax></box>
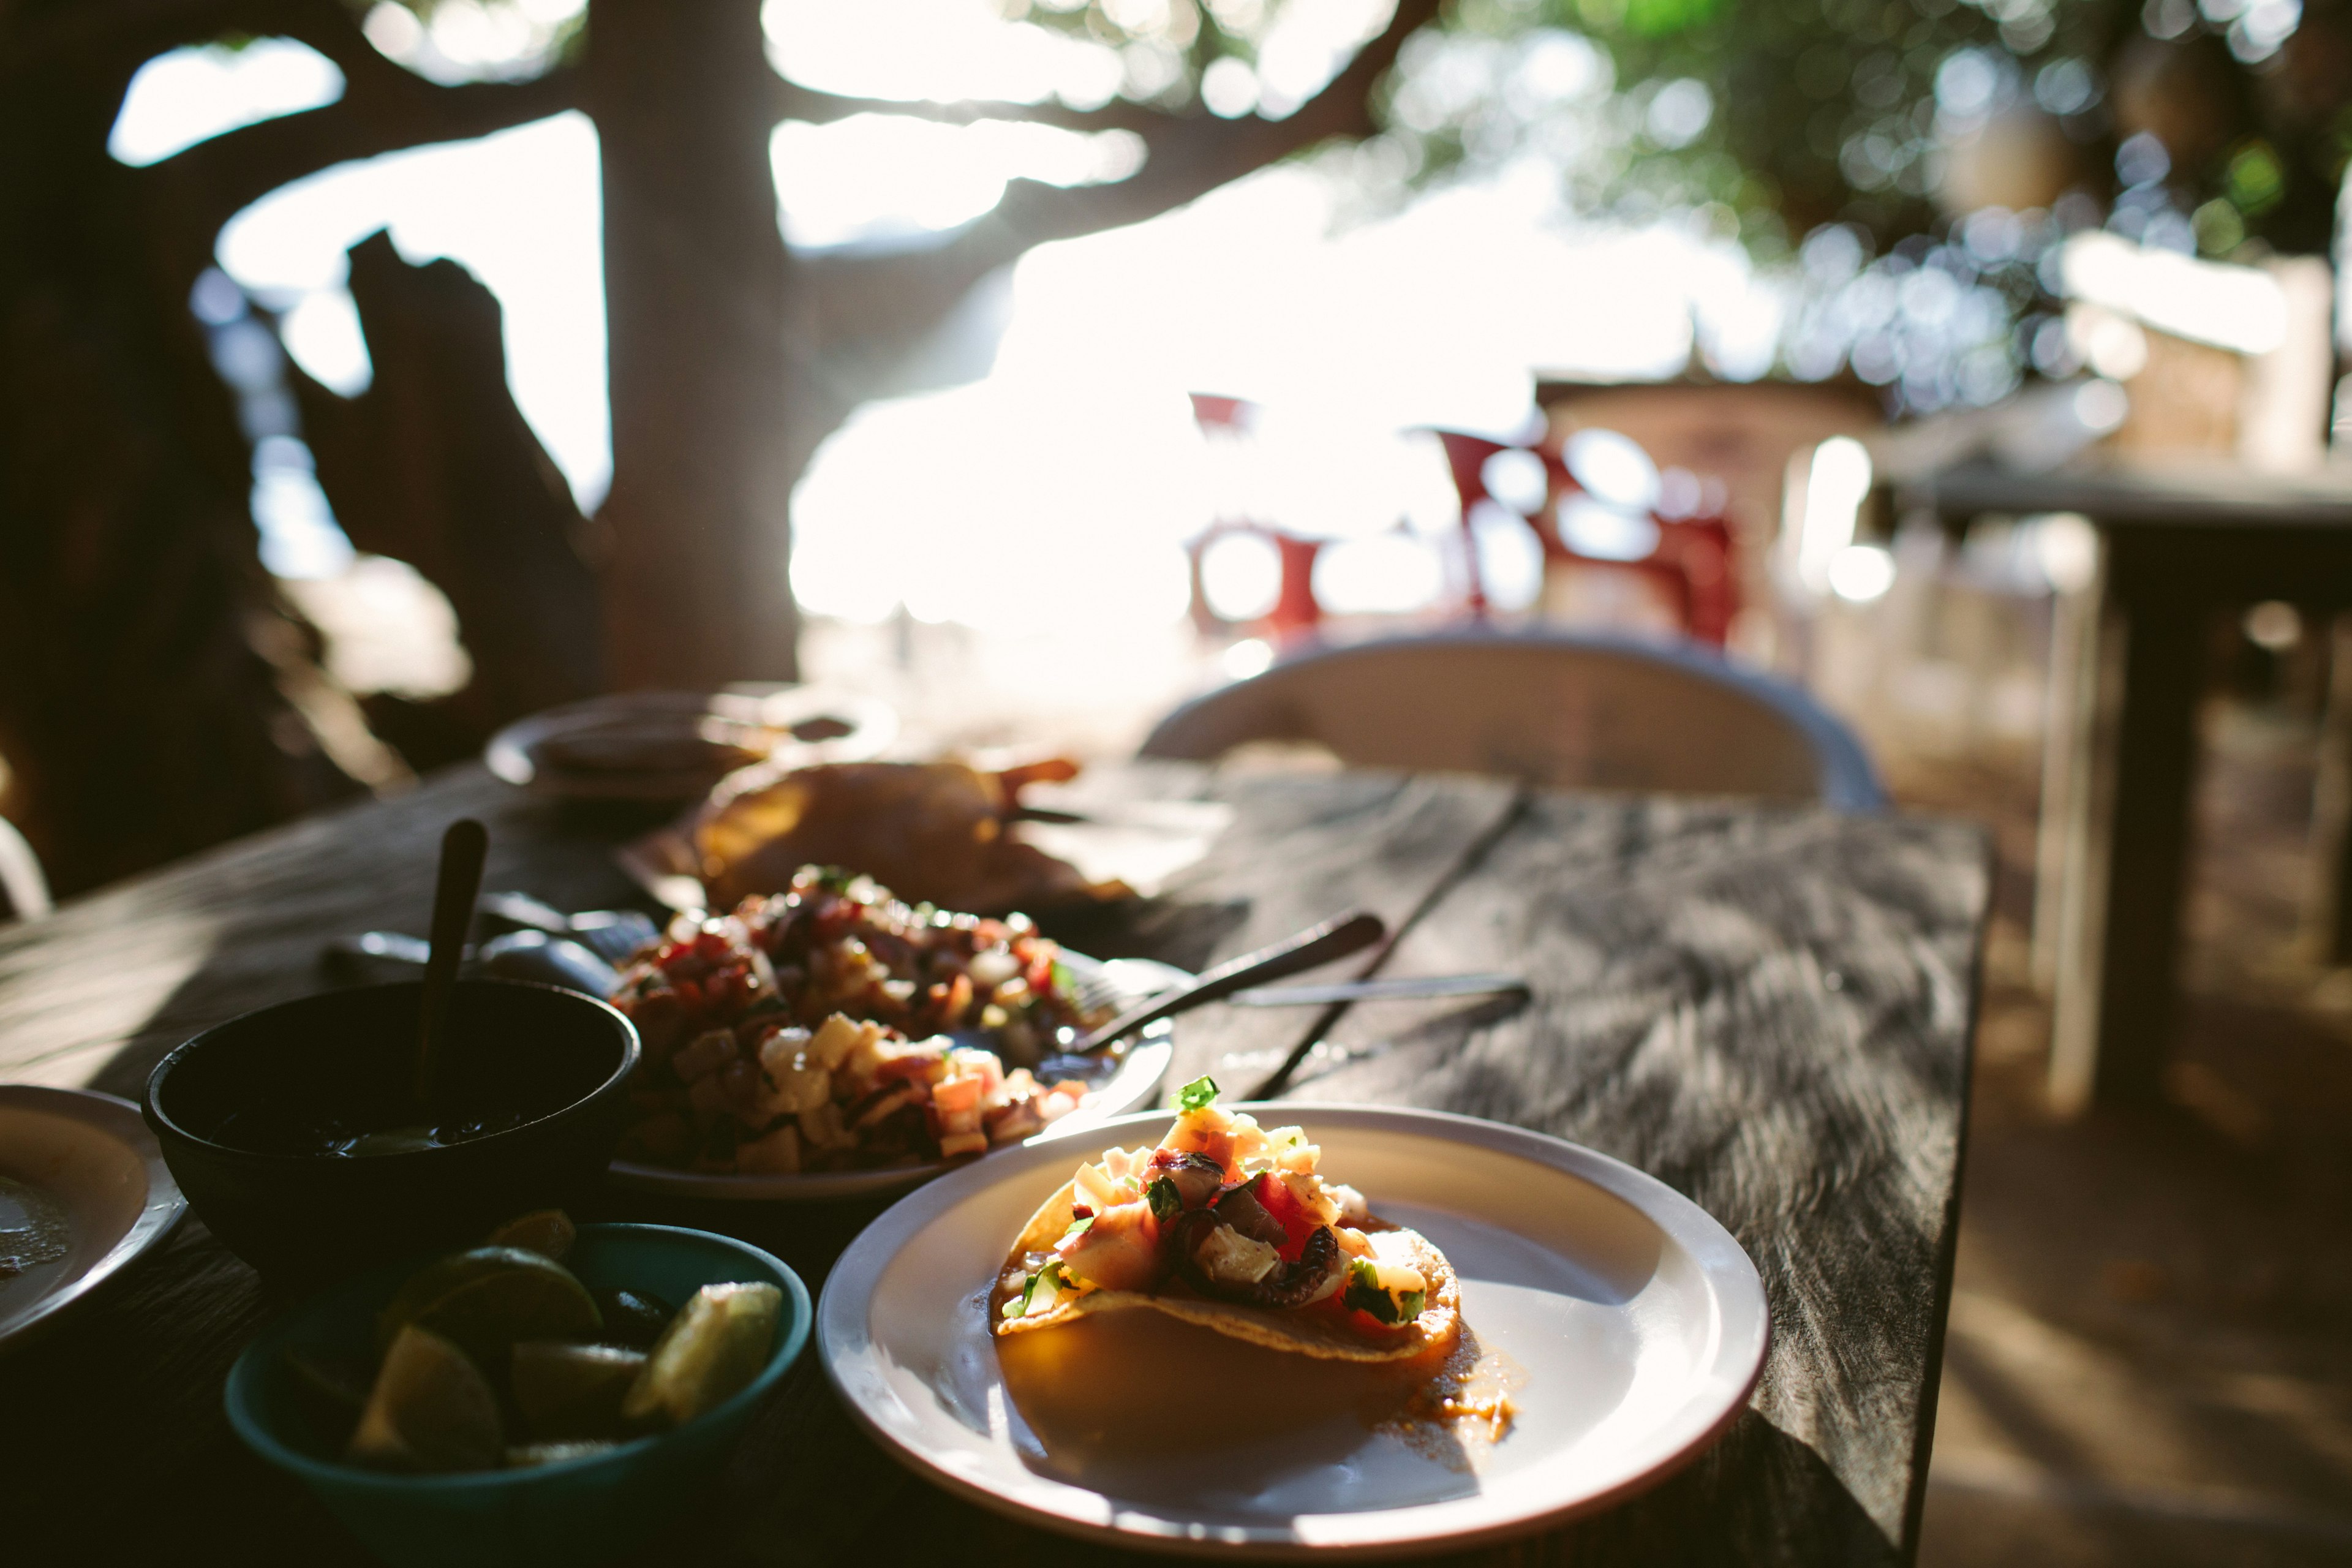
<box><xmin>225</xmin><ymin>1223</ymin><xmax>809</xmax><ymax>1568</ymax></box>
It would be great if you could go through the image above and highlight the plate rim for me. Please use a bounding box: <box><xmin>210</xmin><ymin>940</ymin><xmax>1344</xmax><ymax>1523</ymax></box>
<box><xmin>816</xmin><ymin>1102</ymin><xmax>1770</xmax><ymax>1559</ymax></box>
<box><xmin>604</xmin><ymin>953</ymin><xmax>1188</xmax><ymax>1203</ymax></box>
<box><xmin>0</xmin><ymin>1084</ymin><xmax>188</xmax><ymax>1353</ymax></box>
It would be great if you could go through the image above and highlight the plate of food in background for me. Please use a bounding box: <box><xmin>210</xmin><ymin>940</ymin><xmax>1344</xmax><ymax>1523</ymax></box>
<box><xmin>605</xmin><ymin>867</ymin><xmax>1179</xmax><ymax>1202</ymax></box>
<box><xmin>488</xmin><ymin>687</ymin><xmax>897</xmax><ymax>804</ymax></box>
<box><xmin>615</xmin><ymin>756</ymin><xmax>1131</xmax><ymax>915</ymax></box>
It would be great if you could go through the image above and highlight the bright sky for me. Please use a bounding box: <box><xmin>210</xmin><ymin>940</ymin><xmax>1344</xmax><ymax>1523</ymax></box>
<box><xmin>110</xmin><ymin>10</ymin><xmax>1768</xmax><ymax>628</ymax></box>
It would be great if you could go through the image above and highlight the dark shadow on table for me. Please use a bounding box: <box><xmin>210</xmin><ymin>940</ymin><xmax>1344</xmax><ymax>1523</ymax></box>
<box><xmin>694</xmin><ymin>1387</ymin><xmax>1903</xmax><ymax>1567</ymax></box>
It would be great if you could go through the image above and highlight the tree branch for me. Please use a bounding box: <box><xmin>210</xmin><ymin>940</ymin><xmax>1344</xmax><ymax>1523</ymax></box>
<box><xmin>9</xmin><ymin>0</ymin><xmax>258</xmax><ymax>75</ymax></box>
<box><xmin>143</xmin><ymin>64</ymin><xmax>582</xmax><ymax>266</ymax></box>
<box><xmin>769</xmin><ymin>77</ymin><xmax>1177</xmax><ymax>137</ymax></box>
<box><xmin>891</xmin><ymin>0</ymin><xmax>1441</xmax><ymax>262</ymax></box>
<box><xmin>794</xmin><ymin>0</ymin><xmax>1443</xmax><ymax>411</ymax></box>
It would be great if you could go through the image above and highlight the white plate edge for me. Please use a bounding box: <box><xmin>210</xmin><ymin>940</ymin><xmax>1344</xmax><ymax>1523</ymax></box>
<box><xmin>815</xmin><ymin>1103</ymin><xmax>1770</xmax><ymax>1558</ymax></box>
<box><xmin>0</xmin><ymin>1085</ymin><xmax>188</xmax><ymax>1350</ymax></box>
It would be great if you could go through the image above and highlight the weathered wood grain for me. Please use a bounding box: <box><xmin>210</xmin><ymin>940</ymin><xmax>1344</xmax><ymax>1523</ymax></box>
<box><xmin>1102</xmin><ymin>768</ymin><xmax>1520</xmax><ymax>1096</ymax></box>
<box><xmin>0</xmin><ymin>768</ymin><xmax>644</xmax><ymax>1097</ymax></box>
<box><xmin>0</xmin><ymin>763</ymin><xmax>1984</xmax><ymax>1568</ymax></box>
<box><xmin>1284</xmin><ymin>795</ymin><xmax>1990</xmax><ymax>1561</ymax></box>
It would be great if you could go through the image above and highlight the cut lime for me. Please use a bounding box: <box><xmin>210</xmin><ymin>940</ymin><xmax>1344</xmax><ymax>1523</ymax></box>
<box><xmin>503</xmin><ymin>1440</ymin><xmax>624</xmax><ymax>1469</ymax></box>
<box><xmin>376</xmin><ymin>1246</ymin><xmax>601</xmax><ymax>1365</ymax></box>
<box><xmin>484</xmin><ymin>1209</ymin><xmax>576</xmax><ymax>1261</ymax></box>
<box><xmin>511</xmin><ymin>1341</ymin><xmax>646</xmax><ymax>1441</ymax></box>
<box><xmin>620</xmin><ymin>1281</ymin><xmax>781</xmax><ymax>1430</ymax></box>
<box><xmin>346</xmin><ymin>1325</ymin><xmax>503</xmax><ymax>1473</ymax></box>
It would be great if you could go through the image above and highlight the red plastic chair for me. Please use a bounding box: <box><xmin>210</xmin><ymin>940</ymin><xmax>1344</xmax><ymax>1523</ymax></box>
<box><xmin>1433</xmin><ymin>429</ymin><xmax>1736</xmax><ymax>646</ymax></box>
<box><xmin>1186</xmin><ymin>393</ymin><xmax>1327</xmax><ymax>641</ymax></box>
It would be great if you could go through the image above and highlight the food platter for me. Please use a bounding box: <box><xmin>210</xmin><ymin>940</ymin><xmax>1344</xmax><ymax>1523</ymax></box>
<box><xmin>818</xmin><ymin>1105</ymin><xmax>1768</xmax><ymax>1556</ymax></box>
<box><xmin>605</xmin><ymin>955</ymin><xmax>1186</xmax><ymax>1203</ymax></box>
<box><xmin>0</xmin><ymin>1085</ymin><xmax>187</xmax><ymax>1352</ymax></box>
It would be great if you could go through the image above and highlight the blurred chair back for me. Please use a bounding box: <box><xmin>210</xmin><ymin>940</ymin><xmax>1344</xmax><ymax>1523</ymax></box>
<box><xmin>0</xmin><ymin>816</ymin><xmax>52</xmax><ymax>922</ymax></box>
<box><xmin>1141</xmin><ymin>630</ymin><xmax>1883</xmax><ymax>810</ymax></box>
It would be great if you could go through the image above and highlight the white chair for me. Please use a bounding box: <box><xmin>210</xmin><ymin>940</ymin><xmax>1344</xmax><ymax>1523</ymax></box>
<box><xmin>1142</xmin><ymin>629</ymin><xmax>1883</xmax><ymax>810</ymax></box>
<box><xmin>0</xmin><ymin>815</ymin><xmax>52</xmax><ymax>921</ymax></box>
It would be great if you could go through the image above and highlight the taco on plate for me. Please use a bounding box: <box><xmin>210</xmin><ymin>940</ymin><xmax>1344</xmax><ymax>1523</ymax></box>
<box><xmin>992</xmin><ymin>1079</ymin><xmax>1460</xmax><ymax>1362</ymax></box>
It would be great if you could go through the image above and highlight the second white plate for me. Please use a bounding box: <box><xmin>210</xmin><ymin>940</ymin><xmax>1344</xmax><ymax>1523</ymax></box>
<box><xmin>818</xmin><ymin>1105</ymin><xmax>1768</xmax><ymax>1556</ymax></box>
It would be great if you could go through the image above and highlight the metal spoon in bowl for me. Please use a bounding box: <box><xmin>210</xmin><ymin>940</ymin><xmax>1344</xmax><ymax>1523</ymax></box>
<box><xmin>344</xmin><ymin>818</ymin><xmax>491</xmax><ymax>1156</ymax></box>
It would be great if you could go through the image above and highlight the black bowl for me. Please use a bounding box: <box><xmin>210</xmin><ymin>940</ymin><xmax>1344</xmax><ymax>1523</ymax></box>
<box><xmin>145</xmin><ymin>980</ymin><xmax>639</xmax><ymax>1280</ymax></box>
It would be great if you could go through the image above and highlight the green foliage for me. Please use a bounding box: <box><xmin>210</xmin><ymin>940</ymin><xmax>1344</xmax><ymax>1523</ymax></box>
<box><xmin>2223</xmin><ymin>139</ymin><xmax>2283</xmax><ymax>215</ymax></box>
<box><xmin>1622</xmin><ymin>0</ymin><xmax>1724</xmax><ymax>37</ymax></box>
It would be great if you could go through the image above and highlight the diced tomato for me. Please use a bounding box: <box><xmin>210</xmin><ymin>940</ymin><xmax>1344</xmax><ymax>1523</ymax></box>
<box><xmin>932</xmin><ymin>1074</ymin><xmax>984</xmax><ymax>1117</ymax></box>
<box><xmin>1248</xmin><ymin>1172</ymin><xmax>1321</xmax><ymax>1261</ymax></box>
<box><xmin>1023</xmin><ymin>948</ymin><xmax>1055</xmax><ymax>995</ymax></box>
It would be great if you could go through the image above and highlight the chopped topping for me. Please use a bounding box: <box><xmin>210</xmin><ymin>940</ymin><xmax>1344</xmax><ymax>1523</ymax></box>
<box><xmin>1195</xmin><ymin>1224</ymin><xmax>1284</xmax><ymax>1286</ymax></box>
<box><xmin>1003</xmin><ymin>1107</ymin><xmax>1446</xmax><ymax>1348</ymax></box>
<box><xmin>1176</xmin><ymin>1076</ymin><xmax>1221</xmax><ymax>1112</ymax></box>
<box><xmin>1003</xmin><ymin>1260</ymin><xmax>1072</xmax><ymax>1319</ymax></box>
<box><xmin>610</xmin><ymin>868</ymin><xmax>1115</xmax><ymax>1174</ymax></box>
<box><xmin>1341</xmin><ymin>1253</ymin><xmax>1428</xmax><ymax>1325</ymax></box>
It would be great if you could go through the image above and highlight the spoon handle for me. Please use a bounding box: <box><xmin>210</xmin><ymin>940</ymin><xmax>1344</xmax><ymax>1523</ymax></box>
<box><xmin>1074</xmin><ymin>911</ymin><xmax>1385</xmax><ymax>1054</ymax></box>
<box><xmin>415</xmin><ymin>818</ymin><xmax>489</xmax><ymax>1108</ymax></box>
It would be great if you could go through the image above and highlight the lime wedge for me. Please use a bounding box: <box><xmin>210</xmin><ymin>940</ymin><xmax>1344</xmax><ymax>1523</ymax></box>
<box><xmin>376</xmin><ymin>1246</ymin><xmax>601</xmax><ymax>1366</ymax></box>
<box><xmin>347</xmin><ymin>1325</ymin><xmax>502</xmax><ymax>1472</ymax></box>
<box><xmin>620</xmin><ymin>1281</ymin><xmax>782</xmax><ymax>1430</ymax></box>
<box><xmin>484</xmin><ymin>1210</ymin><xmax>576</xmax><ymax>1261</ymax></box>
<box><xmin>503</xmin><ymin>1440</ymin><xmax>623</xmax><ymax>1469</ymax></box>
<box><xmin>511</xmin><ymin>1341</ymin><xmax>646</xmax><ymax>1441</ymax></box>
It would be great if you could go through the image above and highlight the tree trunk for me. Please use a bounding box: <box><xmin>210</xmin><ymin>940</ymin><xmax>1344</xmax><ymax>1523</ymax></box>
<box><xmin>0</xmin><ymin>14</ymin><xmax>360</xmax><ymax>895</ymax></box>
<box><xmin>589</xmin><ymin>0</ymin><xmax>801</xmax><ymax>688</ymax></box>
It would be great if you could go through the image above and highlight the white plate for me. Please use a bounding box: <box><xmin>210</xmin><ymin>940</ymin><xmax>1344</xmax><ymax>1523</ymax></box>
<box><xmin>606</xmin><ymin>956</ymin><xmax>1186</xmax><ymax>1204</ymax></box>
<box><xmin>819</xmin><ymin>1105</ymin><xmax>1768</xmax><ymax>1556</ymax></box>
<box><xmin>0</xmin><ymin>1086</ymin><xmax>186</xmax><ymax>1351</ymax></box>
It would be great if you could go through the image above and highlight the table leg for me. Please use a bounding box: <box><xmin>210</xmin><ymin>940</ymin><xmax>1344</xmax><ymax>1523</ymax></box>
<box><xmin>2309</xmin><ymin>613</ymin><xmax>2352</xmax><ymax>967</ymax></box>
<box><xmin>2031</xmin><ymin>577</ymin><xmax>2098</xmax><ymax>992</ymax></box>
<box><xmin>2048</xmin><ymin>573</ymin><xmax>2204</xmax><ymax>1111</ymax></box>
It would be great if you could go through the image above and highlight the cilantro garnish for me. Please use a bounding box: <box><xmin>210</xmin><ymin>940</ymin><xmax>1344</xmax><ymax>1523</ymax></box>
<box><xmin>1176</xmin><ymin>1076</ymin><xmax>1221</xmax><ymax>1112</ymax></box>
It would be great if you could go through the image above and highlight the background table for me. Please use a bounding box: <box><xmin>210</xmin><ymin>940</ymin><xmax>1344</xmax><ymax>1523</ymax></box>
<box><xmin>1910</xmin><ymin>461</ymin><xmax>2352</xmax><ymax>1112</ymax></box>
<box><xmin>0</xmin><ymin>761</ymin><xmax>1987</xmax><ymax>1566</ymax></box>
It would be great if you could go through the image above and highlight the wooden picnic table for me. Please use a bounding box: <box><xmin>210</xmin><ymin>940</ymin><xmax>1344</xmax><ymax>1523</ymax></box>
<box><xmin>0</xmin><ymin>760</ymin><xmax>1987</xmax><ymax>1566</ymax></box>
